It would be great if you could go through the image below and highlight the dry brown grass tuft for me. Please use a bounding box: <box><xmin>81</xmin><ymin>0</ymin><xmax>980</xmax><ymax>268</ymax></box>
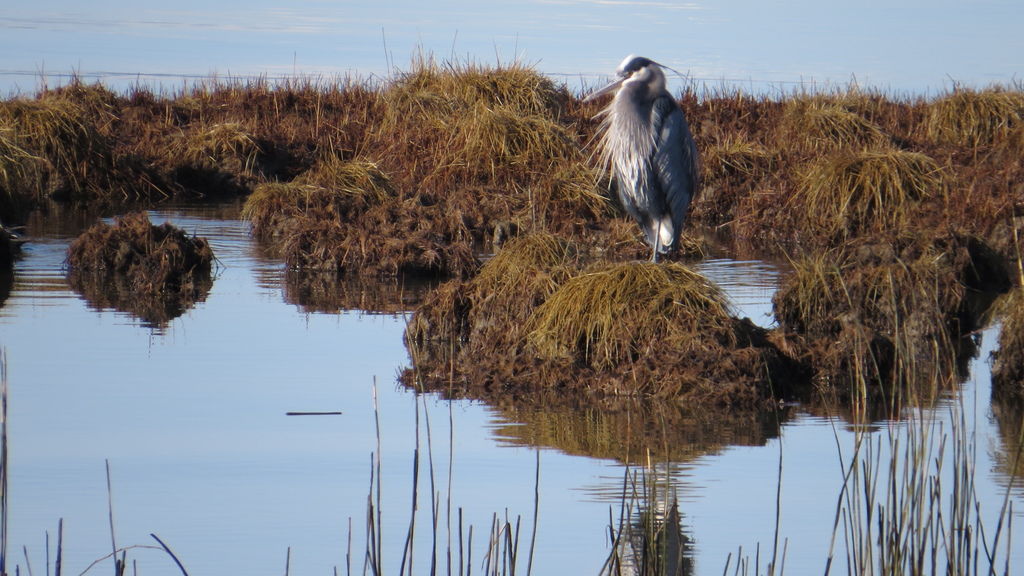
<box><xmin>243</xmin><ymin>158</ymin><xmax>395</xmax><ymax>238</ymax></box>
<box><xmin>298</xmin><ymin>156</ymin><xmax>395</xmax><ymax>204</ymax></box>
<box><xmin>474</xmin><ymin>232</ymin><xmax>578</xmax><ymax>299</ymax></box>
<box><xmin>456</xmin><ymin>103</ymin><xmax>579</xmax><ymax>176</ymax></box>
<box><xmin>794</xmin><ymin>148</ymin><xmax>945</xmax><ymax>240</ymax></box>
<box><xmin>383</xmin><ymin>55</ymin><xmax>567</xmax><ymax>124</ymax></box>
<box><xmin>528</xmin><ymin>261</ymin><xmax>732</xmax><ymax>370</ymax></box>
<box><xmin>0</xmin><ymin>96</ymin><xmax>111</xmax><ymax>198</ymax></box>
<box><xmin>703</xmin><ymin>134</ymin><xmax>773</xmax><ymax>178</ymax></box>
<box><xmin>0</xmin><ymin>128</ymin><xmax>47</xmax><ymax>216</ymax></box>
<box><xmin>781</xmin><ymin>97</ymin><xmax>889</xmax><ymax>151</ymax></box>
<box><xmin>181</xmin><ymin>122</ymin><xmax>263</xmax><ymax>173</ymax></box>
<box><xmin>406</xmin><ymin>232</ymin><xmax>579</xmax><ymax>353</ymax></box>
<box><xmin>925</xmin><ymin>88</ymin><xmax>1024</xmax><ymax>148</ymax></box>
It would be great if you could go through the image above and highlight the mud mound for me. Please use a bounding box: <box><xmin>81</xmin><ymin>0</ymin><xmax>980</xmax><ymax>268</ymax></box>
<box><xmin>405</xmin><ymin>238</ymin><xmax>805</xmax><ymax>408</ymax></box>
<box><xmin>773</xmin><ymin>234</ymin><xmax>1010</xmax><ymax>406</ymax></box>
<box><xmin>243</xmin><ymin>158</ymin><xmax>479</xmax><ymax>278</ymax></box>
<box><xmin>65</xmin><ymin>212</ymin><xmax>214</xmax><ymax>325</ymax></box>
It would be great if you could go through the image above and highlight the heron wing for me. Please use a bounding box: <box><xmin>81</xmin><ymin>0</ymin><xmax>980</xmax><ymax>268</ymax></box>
<box><xmin>650</xmin><ymin>96</ymin><xmax>698</xmax><ymax>245</ymax></box>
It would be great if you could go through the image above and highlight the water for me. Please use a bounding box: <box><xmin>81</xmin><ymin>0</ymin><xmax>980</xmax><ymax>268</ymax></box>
<box><xmin>0</xmin><ymin>205</ymin><xmax>1020</xmax><ymax>575</ymax></box>
<box><xmin>2</xmin><ymin>1</ymin><xmax>1022</xmax><ymax>97</ymax></box>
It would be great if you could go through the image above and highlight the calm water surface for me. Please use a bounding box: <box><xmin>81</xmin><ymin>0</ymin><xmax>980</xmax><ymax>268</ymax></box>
<box><xmin>0</xmin><ymin>206</ymin><xmax>1021</xmax><ymax>575</ymax></box>
<box><xmin>2</xmin><ymin>0</ymin><xmax>1022</xmax><ymax>96</ymax></box>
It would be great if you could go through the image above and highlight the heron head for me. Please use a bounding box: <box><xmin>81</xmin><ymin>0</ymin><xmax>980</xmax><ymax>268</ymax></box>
<box><xmin>583</xmin><ymin>54</ymin><xmax>667</xmax><ymax>102</ymax></box>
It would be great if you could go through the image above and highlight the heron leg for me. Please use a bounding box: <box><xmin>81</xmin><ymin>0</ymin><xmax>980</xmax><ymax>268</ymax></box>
<box><xmin>651</xmin><ymin>220</ymin><xmax>662</xmax><ymax>263</ymax></box>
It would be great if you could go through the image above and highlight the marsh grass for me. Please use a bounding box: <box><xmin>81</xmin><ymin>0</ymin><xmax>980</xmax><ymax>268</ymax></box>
<box><xmin>404</xmin><ymin>231</ymin><xmax>580</xmax><ymax>371</ymax></box>
<box><xmin>826</xmin><ymin>405</ymin><xmax>1016</xmax><ymax>576</ymax></box>
<box><xmin>180</xmin><ymin>121</ymin><xmax>263</xmax><ymax>174</ymax></box>
<box><xmin>456</xmin><ymin>102</ymin><xmax>577</xmax><ymax>174</ymax></box>
<box><xmin>381</xmin><ymin>55</ymin><xmax>566</xmax><ymax>125</ymax></box>
<box><xmin>0</xmin><ymin>129</ymin><xmax>46</xmax><ymax>215</ymax></box>
<box><xmin>298</xmin><ymin>156</ymin><xmax>396</xmax><ymax>204</ymax></box>
<box><xmin>474</xmin><ymin>232</ymin><xmax>577</xmax><ymax>301</ymax></box>
<box><xmin>703</xmin><ymin>134</ymin><xmax>773</xmax><ymax>178</ymax></box>
<box><xmin>601</xmin><ymin>465</ymin><xmax>688</xmax><ymax>576</ymax></box>
<box><xmin>528</xmin><ymin>261</ymin><xmax>732</xmax><ymax>370</ymax></box>
<box><xmin>794</xmin><ymin>149</ymin><xmax>945</xmax><ymax>241</ymax></box>
<box><xmin>781</xmin><ymin>98</ymin><xmax>889</xmax><ymax>151</ymax></box>
<box><xmin>362</xmin><ymin>381</ymin><xmax>538</xmax><ymax>576</ymax></box>
<box><xmin>0</xmin><ymin>95</ymin><xmax>110</xmax><ymax>199</ymax></box>
<box><xmin>243</xmin><ymin>158</ymin><xmax>395</xmax><ymax>236</ymax></box>
<box><xmin>926</xmin><ymin>88</ymin><xmax>1024</xmax><ymax>148</ymax></box>
<box><xmin>769</xmin><ymin>234</ymin><xmax>1000</xmax><ymax>413</ymax></box>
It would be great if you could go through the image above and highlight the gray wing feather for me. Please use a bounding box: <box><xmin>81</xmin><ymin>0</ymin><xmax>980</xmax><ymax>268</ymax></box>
<box><xmin>650</xmin><ymin>96</ymin><xmax>698</xmax><ymax>246</ymax></box>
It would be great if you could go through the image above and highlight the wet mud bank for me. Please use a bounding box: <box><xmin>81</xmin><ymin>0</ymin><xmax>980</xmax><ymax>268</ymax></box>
<box><xmin>2</xmin><ymin>60</ymin><xmax>1023</xmax><ymax>412</ymax></box>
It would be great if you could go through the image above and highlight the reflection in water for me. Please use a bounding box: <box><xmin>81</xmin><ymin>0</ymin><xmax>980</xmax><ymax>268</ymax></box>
<box><xmin>602</xmin><ymin>467</ymin><xmax>692</xmax><ymax>576</ymax></box>
<box><xmin>991</xmin><ymin>393</ymin><xmax>1024</xmax><ymax>485</ymax></box>
<box><xmin>0</xmin><ymin>269</ymin><xmax>12</xmax><ymax>309</ymax></box>
<box><xmin>66</xmin><ymin>267</ymin><xmax>213</xmax><ymax>330</ymax></box>
<box><xmin>692</xmin><ymin>257</ymin><xmax>782</xmax><ymax>328</ymax></box>
<box><xmin>282</xmin><ymin>269</ymin><xmax>436</xmax><ymax>315</ymax></box>
<box><xmin>491</xmin><ymin>398</ymin><xmax>787</xmax><ymax>466</ymax></box>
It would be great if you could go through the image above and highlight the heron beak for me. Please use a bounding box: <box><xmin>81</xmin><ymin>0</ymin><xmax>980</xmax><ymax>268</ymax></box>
<box><xmin>583</xmin><ymin>77</ymin><xmax>625</xmax><ymax>102</ymax></box>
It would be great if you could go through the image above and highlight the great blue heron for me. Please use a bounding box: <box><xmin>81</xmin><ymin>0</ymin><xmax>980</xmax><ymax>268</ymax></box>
<box><xmin>585</xmin><ymin>55</ymin><xmax>699</xmax><ymax>262</ymax></box>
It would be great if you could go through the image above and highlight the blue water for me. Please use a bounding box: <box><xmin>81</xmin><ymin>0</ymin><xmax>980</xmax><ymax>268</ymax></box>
<box><xmin>0</xmin><ymin>206</ymin><xmax>1020</xmax><ymax>575</ymax></box>
<box><xmin>2</xmin><ymin>1</ymin><xmax>1022</xmax><ymax>97</ymax></box>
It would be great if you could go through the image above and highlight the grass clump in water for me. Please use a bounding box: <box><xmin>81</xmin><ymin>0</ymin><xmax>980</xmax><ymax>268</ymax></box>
<box><xmin>65</xmin><ymin>212</ymin><xmax>214</xmax><ymax>326</ymax></box>
<box><xmin>406</xmin><ymin>253</ymin><xmax>804</xmax><ymax>407</ymax></box>
<box><xmin>773</xmin><ymin>235</ymin><xmax>1009</xmax><ymax>410</ymax></box>
<box><xmin>66</xmin><ymin>211</ymin><xmax>213</xmax><ymax>293</ymax></box>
